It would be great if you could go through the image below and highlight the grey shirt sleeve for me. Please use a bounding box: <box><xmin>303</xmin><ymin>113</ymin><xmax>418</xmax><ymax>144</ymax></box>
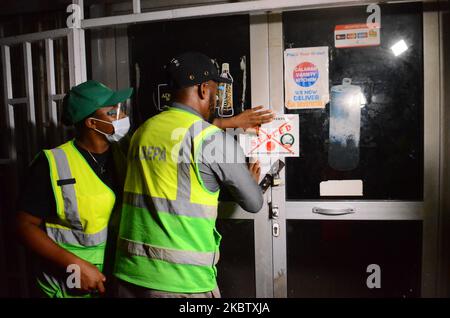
<box><xmin>198</xmin><ymin>130</ymin><xmax>263</xmax><ymax>213</ymax></box>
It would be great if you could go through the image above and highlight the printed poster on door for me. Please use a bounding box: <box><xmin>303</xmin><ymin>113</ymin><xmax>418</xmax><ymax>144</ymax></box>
<box><xmin>240</xmin><ymin>114</ymin><xmax>299</xmax><ymax>158</ymax></box>
<box><xmin>284</xmin><ymin>47</ymin><xmax>329</xmax><ymax>109</ymax></box>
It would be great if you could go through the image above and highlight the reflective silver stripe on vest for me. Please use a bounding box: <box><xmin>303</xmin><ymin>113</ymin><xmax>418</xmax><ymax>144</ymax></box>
<box><xmin>119</xmin><ymin>238</ymin><xmax>220</xmax><ymax>267</ymax></box>
<box><xmin>123</xmin><ymin>192</ymin><xmax>217</xmax><ymax>219</ymax></box>
<box><xmin>47</xmin><ymin>226</ymin><xmax>108</xmax><ymax>246</ymax></box>
<box><xmin>50</xmin><ymin>148</ymin><xmax>83</xmax><ymax>231</ymax></box>
<box><xmin>175</xmin><ymin>121</ymin><xmax>207</xmax><ymax>201</ymax></box>
<box><xmin>42</xmin><ymin>272</ymin><xmax>67</xmax><ymax>295</ymax></box>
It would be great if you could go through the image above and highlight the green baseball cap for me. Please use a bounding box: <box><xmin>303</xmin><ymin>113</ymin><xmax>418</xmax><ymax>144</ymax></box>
<box><xmin>62</xmin><ymin>80</ymin><xmax>133</xmax><ymax>125</ymax></box>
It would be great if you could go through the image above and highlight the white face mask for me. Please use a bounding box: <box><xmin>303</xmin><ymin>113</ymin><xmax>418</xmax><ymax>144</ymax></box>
<box><xmin>90</xmin><ymin>116</ymin><xmax>130</xmax><ymax>142</ymax></box>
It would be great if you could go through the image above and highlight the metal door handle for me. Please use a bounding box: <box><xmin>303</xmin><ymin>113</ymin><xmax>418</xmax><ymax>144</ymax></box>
<box><xmin>312</xmin><ymin>207</ymin><xmax>355</xmax><ymax>215</ymax></box>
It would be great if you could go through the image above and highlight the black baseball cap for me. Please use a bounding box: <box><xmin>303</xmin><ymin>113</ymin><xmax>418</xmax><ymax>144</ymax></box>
<box><xmin>165</xmin><ymin>51</ymin><xmax>232</xmax><ymax>89</ymax></box>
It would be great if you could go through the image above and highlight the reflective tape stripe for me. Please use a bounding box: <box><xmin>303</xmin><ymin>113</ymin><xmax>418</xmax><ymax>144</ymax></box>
<box><xmin>123</xmin><ymin>192</ymin><xmax>217</xmax><ymax>219</ymax></box>
<box><xmin>50</xmin><ymin>148</ymin><xmax>83</xmax><ymax>231</ymax></box>
<box><xmin>42</xmin><ymin>272</ymin><xmax>66</xmax><ymax>295</ymax></box>
<box><xmin>176</xmin><ymin>121</ymin><xmax>207</xmax><ymax>200</ymax></box>
<box><xmin>47</xmin><ymin>226</ymin><xmax>108</xmax><ymax>246</ymax></box>
<box><xmin>119</xmin><ymin>238</ymin><xmax>219</xmax><ymax>267</ymax></box>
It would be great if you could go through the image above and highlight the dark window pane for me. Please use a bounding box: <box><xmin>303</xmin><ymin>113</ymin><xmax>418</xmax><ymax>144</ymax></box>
<box><xmin>216</xmin><ymin>219</ymin><xmax>256</xmax><ymax>298</ymax></box>
<box><xmin>128</xmin><ymin>15</ymin><xmax>251</xmax><ymax>125</ymax></box>
<box><xmin>287</xmin><ymin>220</ymin><xmax>422</xmax><ymax>297</ymax></box>
<box><xmin>283</xmin><ymin>3</ymin><xmax>423</xmax><ymax>200</ymax></box>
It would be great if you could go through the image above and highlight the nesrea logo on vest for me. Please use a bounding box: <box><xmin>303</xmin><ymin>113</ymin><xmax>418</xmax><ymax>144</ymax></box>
<box><xmin>135</xmin><ymin>145</ymin><xmax>167</xmax><ymax>161</ymax></box>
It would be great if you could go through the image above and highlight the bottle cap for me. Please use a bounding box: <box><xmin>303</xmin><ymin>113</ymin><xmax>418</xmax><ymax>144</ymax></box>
<box><xmin>222</xmin><ymin>63</ymin><xmax>230</xmax><ymax>72</ymax></box>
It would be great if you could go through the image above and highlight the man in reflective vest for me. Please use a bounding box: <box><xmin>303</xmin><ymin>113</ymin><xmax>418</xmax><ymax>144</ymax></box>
<box><xmin>16</xmin><ymin>80</ymin><xmax>132</xmax><ymax>297</ymax></box>
<box><xmin>113</xmin><ymin>52</ymin><xmax>264</xmax><ymax>298</ymax></box>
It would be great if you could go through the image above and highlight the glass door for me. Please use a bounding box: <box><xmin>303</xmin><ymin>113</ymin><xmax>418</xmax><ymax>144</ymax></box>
<box><xmin>128</xmin><ymin>2</ymin><xmax>441</xmax><ymax>298</ymax></box>
<box><xmin>267</xmin><ymin>2</ymin><xmax>439</xmax><ymax>297</ymax></box>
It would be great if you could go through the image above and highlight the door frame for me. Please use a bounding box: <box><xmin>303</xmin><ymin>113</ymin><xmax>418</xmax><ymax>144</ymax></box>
<box><xmin>265</xmin><ymin>6</ymin><xmax>442</xmax><ymax>298</ymax></box>
<box><xmin>216</xmin><ymin>13</ymin><xmax>276</xmax><ymax>298</ymax></box>
<box><xmin>91</xmin><ymin>0</ymin><xmax>444</xmax><ymax>298</ymax></box>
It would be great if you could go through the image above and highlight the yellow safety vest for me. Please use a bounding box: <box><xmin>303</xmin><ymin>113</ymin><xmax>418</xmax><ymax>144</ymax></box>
<box><xmin>114</xmin><ymin>107</ymin><xmax>222</xmax><ymax>293</ymax></box>
<box><xmin>38</xmin><ymin>139</ymin><xmax>116</xmax><ymax>297</ymax></box>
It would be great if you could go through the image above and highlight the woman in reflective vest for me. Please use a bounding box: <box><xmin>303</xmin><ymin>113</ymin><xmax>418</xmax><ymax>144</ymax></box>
<box><xmin>16</xmin><ymin>80</ymin><xmax>132</xmax><ymax>297</ymax></box>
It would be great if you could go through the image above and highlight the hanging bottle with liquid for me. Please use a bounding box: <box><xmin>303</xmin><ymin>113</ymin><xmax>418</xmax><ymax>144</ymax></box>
<box><xmin>328</xmin><ymin>78</ymin><xmax>362</xmax><ymax>171</ymax></box>
<box><xmin>217</xmin><ymin>63</ymin><xmax>234</xmax><ymax>117</ymax></box>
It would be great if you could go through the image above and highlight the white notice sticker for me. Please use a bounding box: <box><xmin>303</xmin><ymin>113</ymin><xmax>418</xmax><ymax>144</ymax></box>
<box><xmin>320</xmin><ymin>180</ymin><xmax>363</xmax><ymax>196</ymax></box>
<box><xmin>240</xmin><ymin>114</ymin><xmax>299</xmax><ymax>158</ymax></box>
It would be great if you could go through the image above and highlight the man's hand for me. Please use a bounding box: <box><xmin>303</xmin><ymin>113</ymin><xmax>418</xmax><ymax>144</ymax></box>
<box><xmin>76</xmin><ymin>259</ymin><xmax>106</xmax><ymax>294</ymax></box>
<box><xmin>248</xmin><ymin>160</ymin><xmax>261</xmax><ymax>184</ymax></box>
<box><xmin>213</xmin><ymin>106</ymin><xmax>274</xmax><ymax>130</ymax></box>
<box><xmin>234</xmin><ymin>106</ymin><xmax>274</xmax><ymax>130</ymax></box>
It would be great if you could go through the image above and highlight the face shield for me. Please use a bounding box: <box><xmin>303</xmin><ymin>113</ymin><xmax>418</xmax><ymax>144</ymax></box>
<box><xmin>106</xmin><ymin>102</ymin><xmax>129</xmax><ymax>121</ymax></box>
<box><xmin>94</xmin><ymin>102</ymin><xmax>130</xmax><ymax>142</ymax></box>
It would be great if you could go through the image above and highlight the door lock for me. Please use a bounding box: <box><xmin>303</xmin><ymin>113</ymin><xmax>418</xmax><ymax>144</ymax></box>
<box><xmin>258</xmin><ymin>159</ymin><xmax>285</xmax><ymax>193</ymax></box>
<box><xmin>272</xmin><ymin>222</ymin><xmax>280</xmax><ymax>237</ymax></box>
<box><xmin>272</xmin><ymin>173</ymin><xmax>282</xmax><ymax>187</ymax></box>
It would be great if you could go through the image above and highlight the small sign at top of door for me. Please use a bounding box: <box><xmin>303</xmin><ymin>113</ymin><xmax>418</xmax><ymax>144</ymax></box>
<box><xmin>334</xmin><ymin>23</ymin><xmax>380</xmax><ymax>48</ymax></box>
<box><xmin>335</xmin><ymin>4</ymin><xmax>381</xmax><ymax>48</ymax></box>
<box><xmin>284</xmin><ymin>47</ymin><xmax>329</xmax><ymax>110</ymax></box>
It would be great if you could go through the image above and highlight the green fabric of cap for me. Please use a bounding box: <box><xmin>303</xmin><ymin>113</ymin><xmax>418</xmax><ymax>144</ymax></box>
<box><xmin>63</xmin><ymin>80</ymin><xmax>133</xmax><ymax>124</ymax></box>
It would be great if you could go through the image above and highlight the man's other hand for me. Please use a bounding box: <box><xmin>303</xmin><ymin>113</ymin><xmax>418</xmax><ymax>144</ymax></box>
<box><xmin>248</xmin><ymin>160</ymin><xmax>261</xmax><ymax>184</ymax></box>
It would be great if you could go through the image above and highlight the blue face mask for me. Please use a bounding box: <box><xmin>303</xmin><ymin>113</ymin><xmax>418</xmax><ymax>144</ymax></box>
<box><xmin>90</xmin><ymin>116</ymin><xmax>130</xmax><ymax>142</ymax></box>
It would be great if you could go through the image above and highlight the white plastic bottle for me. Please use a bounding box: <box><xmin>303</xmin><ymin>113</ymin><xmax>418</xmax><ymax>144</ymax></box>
<box><xmin>328</xmin><ymin>78</ymin><xmax>362</xmax><ymax>171</ymax></box>
<box><xmin>217</xmin><ymin>63</ymin><xmax>234</xmax><ymax>117</ymax></box>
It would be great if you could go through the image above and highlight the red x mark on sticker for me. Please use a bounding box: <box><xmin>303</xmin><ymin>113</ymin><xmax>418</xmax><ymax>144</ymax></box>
<box><xmin>248</xmin><ymin>122</ymin><xmax>295</xmax><ymax>155</ymax></box>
